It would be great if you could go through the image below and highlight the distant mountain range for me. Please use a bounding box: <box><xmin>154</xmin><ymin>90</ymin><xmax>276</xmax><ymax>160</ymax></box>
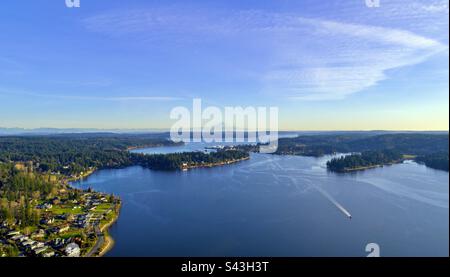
<box><xmin>0</xmin><ymin>128</ymin><xmax>169</xmax><ymax>136</ymax></box>
<box><xmin>0</xmin><ymin>128</ymin><xmax>447</xmax><ymax>136</ymax></box>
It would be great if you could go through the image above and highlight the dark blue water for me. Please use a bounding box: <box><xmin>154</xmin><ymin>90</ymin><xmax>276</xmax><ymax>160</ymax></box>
<box><xmin>72</xmin><ymin>148</ymin><xmax>449</xmax><ymax>257</ymax></box>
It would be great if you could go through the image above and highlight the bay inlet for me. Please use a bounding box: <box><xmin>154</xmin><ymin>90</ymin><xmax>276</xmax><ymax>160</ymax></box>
<box><xmin>72</xmin><ymin>144</ymin><xmax>449</xmax><ymax>257</ymax></box>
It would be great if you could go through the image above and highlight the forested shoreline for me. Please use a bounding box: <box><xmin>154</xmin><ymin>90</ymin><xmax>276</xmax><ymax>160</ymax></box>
<box><xmin>415</xmin><ymin>152</ymin><xmax>449</xmax><ymax>172</ymax></box>
<box><xmin>0</xmin><ymin>132</ymin><xmax>448</xmax><ymax>256</ymax></box>
<box><xmin>234</xmin><ymin>133</ymin><xmax>449</xmax><ymax>172</ymax></box>
<box><xmin>0</xmin><ymin>134</ymin><xmax>251</xmax><ymax>176</ymax></box>
<box><xmin>1</xmin><ymin>133</ymin><xmax>448</xmax><ymax>175</ymax></box>
<box><xmin>326</xmin><ymin>150</ymin><xmax>405</xmax><ymax>173</ymax></box>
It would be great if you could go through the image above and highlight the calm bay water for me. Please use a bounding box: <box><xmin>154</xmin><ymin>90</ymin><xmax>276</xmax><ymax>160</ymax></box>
<box><xmin>73</xmin><ymin>145</ymin><xmax>449</xmax><ymax>257</ymax></box>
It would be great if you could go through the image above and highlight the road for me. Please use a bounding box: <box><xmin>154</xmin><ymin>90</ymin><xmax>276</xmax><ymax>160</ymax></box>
<box><xmin>85</xmin><ymin>224</ymin><xmax>103</xmax><ymax>257</ymax></box>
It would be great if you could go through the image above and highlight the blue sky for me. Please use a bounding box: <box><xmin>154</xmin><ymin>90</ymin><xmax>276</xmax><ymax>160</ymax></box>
<box><xmin>0</xmin><ymin>0</ymin><xmax>448</xmax><ymax>130</ymax></box>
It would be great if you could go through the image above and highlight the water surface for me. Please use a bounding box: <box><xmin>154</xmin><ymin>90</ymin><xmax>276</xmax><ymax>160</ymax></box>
<box><xmin>73</xmin><ymin>148</ymin><xmax>449</xmax><ymax>257</ymax></box>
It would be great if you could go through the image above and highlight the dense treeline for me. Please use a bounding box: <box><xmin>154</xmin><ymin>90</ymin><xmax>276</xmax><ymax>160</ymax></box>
<box><xmin>274</xmin><ymin>133</ymin><xmax>449</xmax><ymax>157</ymax></box>
<box><xmin>341</xmin><ymin>134</ymin><xmax>449</xmax><ymax>155</ymax></box>
<box><xmin>0</xmin><ymin>134</ymin><xmax>180</xmax><ymax>175</ymax></box>
<box><xmin>1</xmin><ymin>133</ymin><xmax>447</xmax><ymax>174</ymax></box>
<box><xmin>0</xmin><ymin>163</ymin><xmax>52</xmax><ymax>227</ymax></box>
<box><xmin>0</xmin><ymin>133</ymin><xmax>251</xmax><ymax>247</ymax></box>
<box><xmin>132</xmin><ymin>150</ymin><xmax>249</xmax><ymax>170</ymax></box>
<box><xmin>272</xmin><ymin>133</ymin><xmax>449</xmax><ymax>172</ymax></box>
<box><xmin>274</xmin><ymin>135</ymin><xmax>357</xmax><ymax>156</ymax></box>
<box><xmin>416</xmin><ymin>152</ymin><xmax>449</xmax><ymax>172</ymax></box>
<box><xmin>0</xmin><ymin>134</ymin><xmax>249</xmax><ymax>174</ymax></box>
<box><xmin>326</xmin><ymin>150</ymin><xmax>404</xmax><ymax>173</ymax></box>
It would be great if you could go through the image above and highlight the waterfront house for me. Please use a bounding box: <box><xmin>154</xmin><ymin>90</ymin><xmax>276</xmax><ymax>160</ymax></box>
<box><xmin>65</xmin><ymin>243</ymin><xmax>80</xmax><ymax>257</ymax></box>
<box><xmin>33</xmin><ymin>246</ymin><xmax>48</xmax><ymax>255</ymax></box>
<box><xmin>30</xmin><ymin>242</ymin><xmax>45</xmax><ymax>250</ymax></box>
<box><xmin>22</xmin><ymin>239</ymin><xmax>35</xmax><ymax>247</ymax></box>
<box><xmin>7</xmin><ymin>231</ymin><xmax>20</xmax><ymax>237</ymax></box>
<box><xmin>42</xmin><ymin>251</ymin><xmax>55</xmax><ymax>257</ymax></box>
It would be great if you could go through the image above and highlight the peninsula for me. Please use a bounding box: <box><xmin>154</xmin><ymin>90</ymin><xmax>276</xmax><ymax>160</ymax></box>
<box><xmin>0</xmin><ymin>133</ymin><xmax>250</xmax><ymax>257</ymax></box>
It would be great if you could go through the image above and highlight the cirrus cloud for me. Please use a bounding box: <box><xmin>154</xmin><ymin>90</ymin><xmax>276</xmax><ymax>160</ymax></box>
<box><xmin>82</xmin><ymin>3</ymin><xmax>448</xmax><ymax>100</ymax></box>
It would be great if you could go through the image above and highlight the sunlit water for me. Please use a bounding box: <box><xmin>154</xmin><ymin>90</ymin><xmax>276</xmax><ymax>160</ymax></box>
<box><xmin>72</xmin><ymin>145</ymin><xmax>449</xmax><ymax>257</ymax></box>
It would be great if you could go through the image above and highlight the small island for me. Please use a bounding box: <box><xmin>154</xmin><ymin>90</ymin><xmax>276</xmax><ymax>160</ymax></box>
<box><xmin>326</xmin><ymin>150</ymin><xmax>405</xmax><ymax>173</ymax></box>
<box><xmin>235</xmin><ymin>133</ymin><xmax>449</xmax><ymax>172</ymax></box>
<box><xmin>1</xmin><ymin>132</ymin><xmax>448</xmax><ymax>256</ymax></box>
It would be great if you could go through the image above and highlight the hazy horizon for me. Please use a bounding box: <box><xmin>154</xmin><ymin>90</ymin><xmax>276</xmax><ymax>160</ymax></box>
<box><xmin>0</xmin><ymin>126</ymin><xmax>448</xmax><ymax>134</ymax></box>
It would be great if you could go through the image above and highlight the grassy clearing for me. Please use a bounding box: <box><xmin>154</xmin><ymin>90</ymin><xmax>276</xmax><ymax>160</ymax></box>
<box><xmin>50</xmin><ymin>204</ymin><xmax>83</xmax><ymax>215</ymax></box>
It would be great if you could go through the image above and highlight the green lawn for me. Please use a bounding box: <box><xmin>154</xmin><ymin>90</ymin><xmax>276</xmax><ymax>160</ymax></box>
<box><xmin>92</xmin><ymin>203</ymin><xmax>114</xmax><ymax>214</ymax></box>
<box><xmin>59</xmin><ymin>229</ymin><xmax>83</xmax><ymax>239</ymax></box>
<box><xmin>50</xmin><ymin>204</ymin><xmax>83</xmax><ymax>215</ymax></box>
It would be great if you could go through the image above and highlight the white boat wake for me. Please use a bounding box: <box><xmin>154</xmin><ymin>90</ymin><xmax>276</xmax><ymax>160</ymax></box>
<box><xmin>314</xmin><ymin>186</ymin><xmax>352</xmax><ymax>219</ymax></box>
<box><xmin>235</xmin><ymin>155</ymin><xmax>354</xmax><ymax>219</ymax></box>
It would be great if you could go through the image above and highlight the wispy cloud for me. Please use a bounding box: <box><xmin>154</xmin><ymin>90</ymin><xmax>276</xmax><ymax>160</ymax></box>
<box><xmin>105</xmin><ymin>96</ymin><xmax>180</xmax><ymax>101</ymax></box>
<box><xmin>82</xmin><ymin>2</ymin><xmax>448</xmax><ymax>100</ymax></box>
<box><xmin>50</xmin><ymin>79</ymin><xmax>113</xmax><ymax>88</ymax></box>
<box><xmin>416</xmin><ymin>1</ymin><xmax>449</xmax><ymax>13</ymax></box>
<box><xmin>262</xmin><ymin>17</ymin><xmax>447</xmax><ymax>100</ymax></box>
<box><xmin>0</xmin><ymin>89</ymin><xmax>181</xmax><ymax>102</ymax></box>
